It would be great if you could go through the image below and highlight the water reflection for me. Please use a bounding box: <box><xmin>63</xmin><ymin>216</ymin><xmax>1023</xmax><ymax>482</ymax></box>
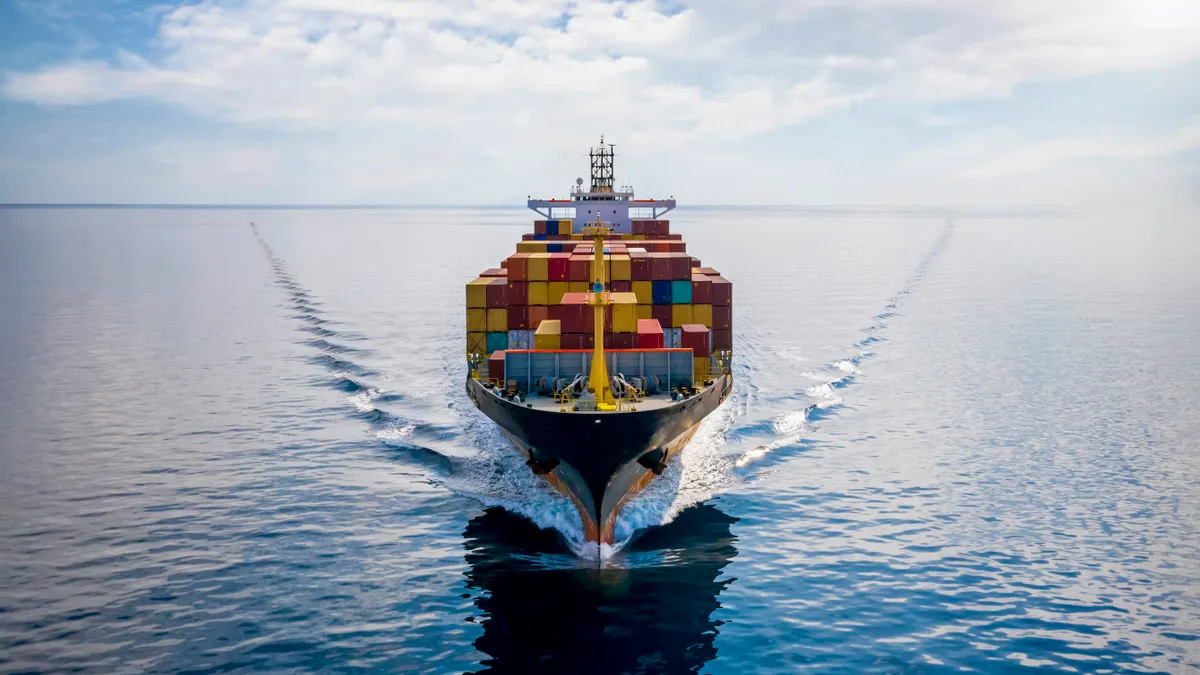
<box><xmin>462</xmin><ymin>505</ymin><xmax>739</xmax><ymax>675</ymax></box>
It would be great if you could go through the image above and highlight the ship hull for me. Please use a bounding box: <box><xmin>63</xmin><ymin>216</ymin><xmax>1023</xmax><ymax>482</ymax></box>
<box><xmin>467</xmin><ymin>375</ymin><xmax>731</xmax><ymax>546</ymax></box>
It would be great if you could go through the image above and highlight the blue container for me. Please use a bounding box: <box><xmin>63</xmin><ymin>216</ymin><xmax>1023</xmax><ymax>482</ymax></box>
<box><xmin>672</xmin><ymin>279</ymin><xmax>692</xmax><ymax>304</ymax></box>
<box><xmin>547</xmin><ymin>243</ymin><xmax>563</xmax><ymax>253</ymax></box>
<box><xmin>533</xmin><ymin>234</ymin><xmax>547</xmax><ymax>241</ymax></box>
<box><xmin>652</xmin><ymin>280</ymin><xmax>674</xmax><ymax>305</ymax></box>
<box><xmin>486</xmin><ymin>331</ymin><xmax>508</xmax><ymax>353</ymax></box>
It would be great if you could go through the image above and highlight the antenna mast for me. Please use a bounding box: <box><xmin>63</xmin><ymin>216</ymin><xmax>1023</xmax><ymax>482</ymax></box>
<box><xmin>589</xmin><ymin>136</ymin><xmax>615</xmax><ymax>194</ymax></box>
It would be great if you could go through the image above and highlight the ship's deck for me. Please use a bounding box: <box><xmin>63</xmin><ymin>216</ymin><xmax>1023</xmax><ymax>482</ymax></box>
<box><xmin>480</xmin><ymin>383</ymin><xmax>715</xmax><ymax>413</ymax></box>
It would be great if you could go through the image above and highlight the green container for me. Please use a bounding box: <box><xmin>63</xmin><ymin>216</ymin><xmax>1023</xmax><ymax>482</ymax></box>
<box><xmin>671</xmin><ymin>279</ymin><xmax>692</xmax><ymax>304</ymax></box>
<box><xmin>486</xmin><ymin>331</ymin><xmax>508</xmax><ymax>353</ymax></box>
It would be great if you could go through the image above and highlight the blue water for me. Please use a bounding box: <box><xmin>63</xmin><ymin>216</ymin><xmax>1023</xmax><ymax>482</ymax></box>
<box><xmin>1</xmin><ymin>206</ymin><xmax>1198</xmax><ymax>673</ymax></box>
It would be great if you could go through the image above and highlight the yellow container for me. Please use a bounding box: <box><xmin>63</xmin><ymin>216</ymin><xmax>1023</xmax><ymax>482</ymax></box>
<box><xmin>528</xmin><ymin>253</ymin><xmax>550</xmax><ymax>281</ymax></box>
<box><xmin>548</xmin><ymin>281</ymin><xmax>569</xmax><ymax>305</ymax></box>
<box><xmin>692</xmin><ymin>303</ymin><xmax>713</xmax><ymax>327</ymax></box>
<box><xmin>558</xmin><ymin>220</ymin><xmax>572</xmax><ymax>235</ymax></box>
<box><xmin>636</xmin><ymin>304</ymin><xmax>652</xmax><ymax>320</ymax></box>
<box><xmin>632</xmin><ymin>281</ymin><xmax>653</xmax><ymax>305</ymax></box>
<box><xmin>528</xmin><ymin>281</ymin><xmax>549</xmax><ymax>305</ymax></box>
<box><xmin>571</xmin><ymin>234</ymin><xmax>584</xmax><ymax>240</ymax></box>
<box><xmin>694</xmin><ymin>357</ymin><xmax>711</xmax><ymax>383</ymax></box>
<box><xmin>612</xmin><ymin>304</ymin><xmax>638</xmax><ymax>333</ymax></box>
<box><xmin>610</xmin><ymin>255</ymin><xmax>631</xmax><ymax>281</ymax></box>
<box><xmin>632</xmin><ymin>234</ymin><xmax>646</xmax><ymax>240</ymax></box>
<box><xmin>466</xmin><ymin>332</ymin><xmax>487</xmax><ymax>355</ymax></box>
<box><xmin>534</xmin><ymin>320</ymin><xmax>561</xmax><ymax>350</ymax></box>
<box><xmin>486</xmin><ymin>308</ymin><xmax>507</xmax><ymax>332</ymax></box>
<box><xmin>672</xmin><ymin>304</ymin><xmax>693</xmax><ymax>327</ymax></box>
<box><xmin>467</xmin><ymin>308</ymin><xmax>487</xmax><ymax>332</ymax></box>
<box><xmin>516</xmin><ymin>241</ymin><xmax>548</xmax><ymax>253</ymax></box>
<box><xmin>568</xmin><ymin>281</ymin><xmax>588</xmax><ymax>294</ymax></box>
<box><xmin>466</xmin><ymin>277</ymin><xmax>490</xmax><ymax>308</ymax></box>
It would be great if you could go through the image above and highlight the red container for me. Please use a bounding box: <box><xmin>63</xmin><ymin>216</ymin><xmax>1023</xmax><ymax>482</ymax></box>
<box><xmin>603</xmin><ymin>333</ymin><xmax>614</xmax><ymax>349</ymax></box>
<box><xmin>534</xmin><ymin>220</ymin><xmax>547</xmax><ymax>235</ymax></box>
<box><xmin>569</xmin><ymin>256</ymin><xmax>591</xmax><ymax>281</ymax></box>
<box><xmin>650</xmin><ymin>253</ymin><xmax>671</xmax><ymax>280</ymax></box>
<box><xmin>487</xmin><ymin>351</ymin><xmax>505</xmax><ymax>382</ymax></box>
<box><xmin>669</xmin><ymin>241</ymin><xmax>686</xmax><ymax>252</ymax></box>
<box><xmin>558</xmin><ymin>304</ymin><xmax>592</xmax><ymax>334</ymax></box>
<box><xmin>548</xmin><ymin>253</ymin><xmax>571</xmax><ymax>282</ymax></box>
<box><xmin>655</xmin><ymin>220</ymin><xmax>669</xmax><ymax>236</ymax></box>
<box><xmin>691</xmin><ymin>274</ymin><xmax>712</xmax><ymax>304</ymax></box>
<box><xmin>630</xmin><ymin>251</ymin><xmax>652</xmax><ymax>281</ymax></box>
<box><xmin>668</xmin><ymin>253</ymin><xmax>691</xmax><ymax>280</ymax></box>
<box><xmin>507</xmin><ymin>305</ymin><xmax>529</xmax><ymax>330</ymax></box>
<box><xmin>612</xmin><ymin>333</ymin><xmax>636</xmax><ymax>349</ymax></box>
<box><xmin>631</xmin><ymin>220</ymin><xmax>646</xmax><ymax>235</ymax></box>
<box><xmin>689</xmin><ymin>257</ymin><xmax>702</xmax><ymax>269</ymax></box>
<box><xmin>528</xmin><ymin>305</ymin><xmax>549</xmax><ymax>330</ymax></box>
<box><xmin>710</xmin><ymin>276</ymin><xmax>732</xmax><ymax>306</ymax></box>
<box><xmin>666</xmin><ymin>233</ymin><xmax>682</xmax><ymax>241</ymax></box>
<box><xmin>712</xmin><ymin>329</ymin><xmax>732</xmax><ymax>350</ymax></box>
<box><xmin>636</xmin><ymin>319</ymin><xmax>664</xmax><ymax>348</ymax></box>
<box><xmin>561</xmin><ymin>292</ymin><xmax>589</xmax><ymax>305</ymax></box>
<box><xmin>680</xmin><ymin>324</ymin><xmax>710</xmax><ymax>357</ymax></box>
<box><xmin>651</xmin><ymin>304</ymin><xmax>672</xmax><ymax>328</ymax></box>
<box><xmin>506</xmin><ymin>253</ymin><xmax>530</xmax><ymax>281</ymax></box>
<box><xmin>696</xmin><ymin>266</ymin><xmax>720</xmax><ymax>276</ymax></box>
<box><xmin>611</xmin><ymin>280</ymin><xmax>631</xmax><ymax>293</ymax></box>
<box><xmin>480</xmin><ymin>268</ymin><xmax>506</xmax><ymax>278</ymax></box>
<box><xmin>507</xmin><ymin>281</ymin><xmax>528</xmax><ymax>305</ymax></box>
<box><xmin>560</xmin><ymin>333</ymin><xmax>583</xmax><ymax>350</ymax></box>
<box><xmin>712</xmin><ymin>305</ymin><xmax>732</xmax><ymax>330</ymax></box>
<box><xmin>521</xmin><ymin>233</ymin><xmax>535</xmax><ymax>241</ymax></box>
<box><xmin>485</xmin><ymin>278</ymin><xmax>506</xmax><ymax>308</ymax></box>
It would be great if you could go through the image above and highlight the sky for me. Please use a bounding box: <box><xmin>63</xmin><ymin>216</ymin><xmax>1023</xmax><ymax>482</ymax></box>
<box><xmin>0</xmin><ymin>0</ymin><xmax>1198</xmax><ymax>205</ymax></box>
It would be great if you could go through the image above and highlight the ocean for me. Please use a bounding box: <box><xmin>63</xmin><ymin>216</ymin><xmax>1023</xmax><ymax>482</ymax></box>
<box><xmin>1</xmin><ymin>206</ymin><xmax>1198</xmax><ymax>674</ymax></box>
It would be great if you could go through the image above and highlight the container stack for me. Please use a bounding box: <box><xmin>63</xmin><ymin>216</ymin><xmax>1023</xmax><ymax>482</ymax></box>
<box><xmin>467</xmin><ymin>218</ymin><xmax>733</xmax><ymax>384</ymax></box>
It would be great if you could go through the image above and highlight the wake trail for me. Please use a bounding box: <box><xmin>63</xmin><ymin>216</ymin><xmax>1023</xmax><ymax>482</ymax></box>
<box><xmin>739</xmin><ymin>218</ymin><xmax>957</xmax><ymax>467</ymax></box>
<box><xmin>249</xmin><ymin>223</ymin><xmax>451</xmax><ymax>474</ymax></box>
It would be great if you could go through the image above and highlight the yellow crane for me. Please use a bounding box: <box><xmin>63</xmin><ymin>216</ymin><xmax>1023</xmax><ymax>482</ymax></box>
<box><xmin>581</xmin><ymin>215</ymin><xmax>616</xmax><ymax>410</ymax></box>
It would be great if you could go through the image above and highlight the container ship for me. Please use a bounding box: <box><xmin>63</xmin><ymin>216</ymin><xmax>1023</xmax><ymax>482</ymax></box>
<box><xmin>465</xmin><ymin>138</ymin><xmax>733</xmax><ymax>549</ymax></box>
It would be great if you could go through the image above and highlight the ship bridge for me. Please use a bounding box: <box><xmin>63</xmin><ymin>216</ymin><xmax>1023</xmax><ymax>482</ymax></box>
<box><xmin>527</xmin><ymin>137</ymin><xmax>675</xmax><ymax>235</ymax></box>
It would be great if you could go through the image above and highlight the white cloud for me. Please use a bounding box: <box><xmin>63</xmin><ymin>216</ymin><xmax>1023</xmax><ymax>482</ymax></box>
<box><xmin>2</xmin><ymin>0</ymin><xmax>1199</xmax><ymax>203</ymax></box>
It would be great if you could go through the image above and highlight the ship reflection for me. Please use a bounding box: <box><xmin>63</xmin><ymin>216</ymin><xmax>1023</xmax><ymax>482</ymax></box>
<box><xmin>462</xmin><ymin>504</ymin><xmax>739</xmax><ymax>675</ymax></box>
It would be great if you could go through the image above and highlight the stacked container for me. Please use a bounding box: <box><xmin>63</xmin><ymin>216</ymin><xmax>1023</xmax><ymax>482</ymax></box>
<box><xmin>468</xmin><ymin>218</ymin><xmax>733</xmax><ymax>383</ymax></box>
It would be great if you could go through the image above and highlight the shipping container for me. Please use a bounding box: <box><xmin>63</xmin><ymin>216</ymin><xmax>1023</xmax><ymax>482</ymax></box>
<box><xmin>528</xmin><ymin>281</ymin><xmax>549</xmax><ymax>305</ymax></box>
<box><xmin>568</xmin><ymin>281</ymin><xmax>588</xmax><ymax>294</ymax></box>
<box><xmin>664</xmin><ymin>327</ymin><xmax>682</xmax><ymax>349</ymax></box>
<box><xmin>712</xmin><ymin>305</ymin><xmax>732</xmax><ymax>330</ymax></box>
<box><xmin>637</xmin><ymin>319</ymin><xmax>665</xmax><ymax>348</ymax></box>
<box><xmin>710</xmin><ymin>276</ymin><xmax>732</xmax><ymax>305</ymax></box>
<box><xmin>671</xmin><ymin>279</ymin><xmax>692</xmax><ymax>304</ymax></box>
<box><xmin>467</xmin><ymin>331</ymin><xmax>487</xmax><ymax>355</ymax></box>
<box><xmin>651</xmin><ymin>279</ymin><xmax>673</xmax><ymax>305</ymax></box>
<box><xmin>636</xmin><ymin>305</ymin><xmax>652</xmax><ymax>320</ymax></box>
<box><xmin>480</xmin><ymin>268</ymin><xmax>507</xmax><ymax>277</ymax></box>
<box><xmin>486</xmin><ymin>278</ymin><xmax>507</xmax><ymax>308</ymax></box>
<box><xmin>548</xmin><ymin>281</ymin><xmax>569</xmax><ymax>304</ymax></box>
<box><xmin>467</xmin><ymin>308</ymin><xmax>487</xmax><ymax>332</ymax></box>
<box><xmin>487</xmin><ymin>308</ymin><xmax>507</xmax><ymax>332</ymax></box>
<box><xmin>528</xmin><ymin>252</ymin><xmax>551</xmax><ymax>281</ymax></box>
<box><xmin>487</xmin><ymin>351</ymin><xmax>506</xmax><ymax>383</ymax></box>
<box><xmin>672</xmin><ymin>304</ymin><xmax>693</xmax><ymax>327</ymax></box>
<box><xmin>534</xmin><ymin>320</ymin><xmax>561</xmax><ymax>350</ymax></box>
<box><xmin>712</xmin><ymin>328</ymin><xmax>732</xmax><ymax>350</ymax></box>
<box><xmin>692</xmin><ymin>303</ymin><xmax>713</xmax><ymax>327</ymax></box>
<box><xmin>611</xmin><ymin>280</ymin><xmax>632</xmax><ymax>293</ymax></box>
<box><xmin>651</xmin><ymin>304</ymin><xmax>672</xmax><ymax>328</ymax></box>
<box><xmin>694</xmin><ymin>358</ymin><xmax>710</xmax><ymax>383</ymax></box>
<box><xmin>691</xmin><ymin>274</ymin><xmax>712</xmax><ymax>304</ymax></box>
<box><xmin>549</xmin><ymin>253</ymin><xmax>571</xmax><ymax>281</ymax></box>
<box><xmin>632</xmin><ymin>280</ymin><xmax>653</xmax><ymax>304</ymax></box>
<box><xmin>528</xmin><ymin>305</ymin><xmax>549</xmax><ymax>330</ymax></box>
<box><xmin>680</xmin><ymin>324</ymin><xmax>710</xmax><ymax>358</ymax></box>
<box><xmin>569</xmin><ymin>256</ymin><xmax>591</xmax><ymax>281</ymax></box>
<box><xmin>486</xmin><ymin>331</ymin><xmax>508</xmax><ymax>353</ymax></box>
<box><xmin>610</xmin><ymin>255</ymin><xmax>632</xmax><ymax>281</ymax></box>
<box><xmin>507</xmin><ymin>329</ymin><xmax>533</xmax><ymax>350</ymax></box>
<box><xmin>650</xmin><ymin>253</ymin><xmax>671</xmax><ymax>280</ymax></box>
<box><xmin>534</xmin><ymin>220</ymin><xmax>547</xmax><ymax>235</ymax></box>
<box><xmin>507</xmin><ymin>280</ymin><xmax>529</xmax><ymax>305</ymax></box>
<box><xmin>630</xmin><ymin>251</ymin><xmax>652</xmax><ymax>281</ymax></box>
<box><xmin>668</xmin><ymin>253</ymin><xmax>691</xmax><ymax>280</ymax></box>
<box><xmin>507</xmin><ymin>305</ymin><xmax>529</xmax><ymax>331</ymax></box>
<box><xmin>612</xmin><ymin>333</ymin><xmax>636</xmax><ymax>349</ymax></box>
<box><xmin>466</xmin><ymin>277</ymin><xmax>490</xmax><ymax>308</ymax></box>
<box><xmin>547</xmin><ymin>242</ymin><xmax>563</xmax><ymax>253</ymax></box>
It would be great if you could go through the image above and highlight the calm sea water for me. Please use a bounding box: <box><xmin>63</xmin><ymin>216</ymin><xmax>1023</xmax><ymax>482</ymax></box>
<box><xmin>1</xmin><ymin>206</ymin><xmax>1198</xmax><ymax>674</ymax></box>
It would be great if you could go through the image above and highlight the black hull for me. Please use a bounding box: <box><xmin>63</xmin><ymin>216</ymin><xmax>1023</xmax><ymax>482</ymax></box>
<box><xmin>467</xmin><ymin>375</ymin><xmax>731</xmax><ymax>545</ymax></box>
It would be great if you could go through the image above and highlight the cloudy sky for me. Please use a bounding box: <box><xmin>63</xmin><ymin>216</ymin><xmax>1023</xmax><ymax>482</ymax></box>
<box><xmin>1</xmin><ymin>0</ymin><xmax>1198</xmax><ymax>205</ymax></box>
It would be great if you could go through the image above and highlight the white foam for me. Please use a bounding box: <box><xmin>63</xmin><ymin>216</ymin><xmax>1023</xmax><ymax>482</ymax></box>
<box><xmin>347</xmin><ymin>388</ymin><xmax>382</xmax><ymax>412</ymax></box>
<box><xmin>804</xmin><ymin>382</ymin><xmax>843</xmax><ymax>408</ymax></box>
